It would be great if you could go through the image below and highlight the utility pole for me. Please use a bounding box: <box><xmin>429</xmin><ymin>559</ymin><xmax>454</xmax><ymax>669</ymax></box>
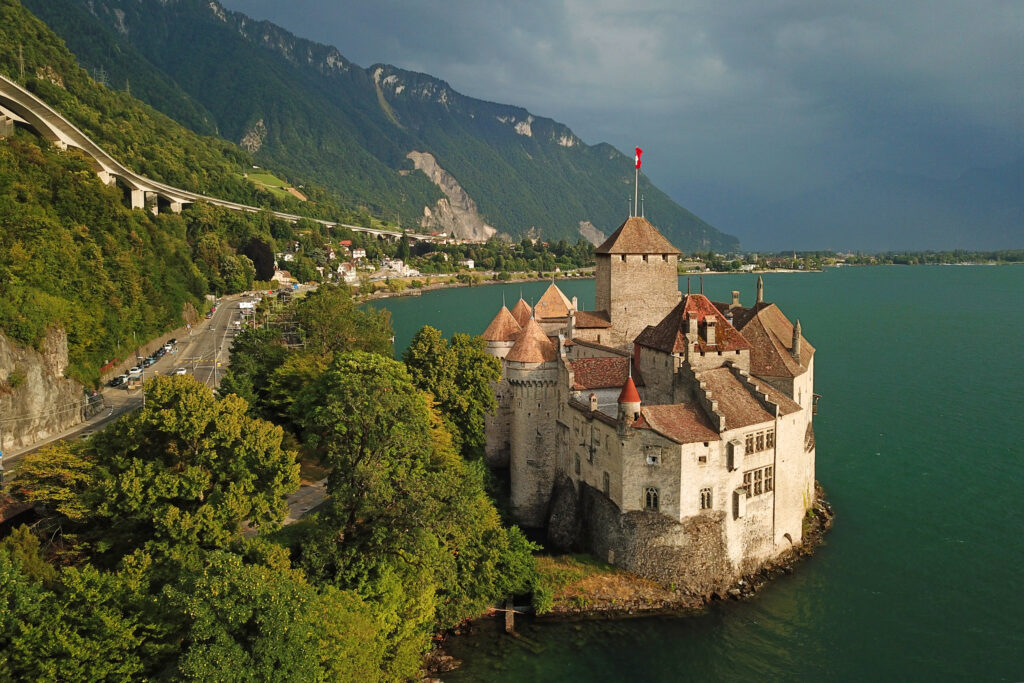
<box><xmin>18</xmin><ymin>44</ymin><xmax>25</xmax><ymax>82</ymax></box>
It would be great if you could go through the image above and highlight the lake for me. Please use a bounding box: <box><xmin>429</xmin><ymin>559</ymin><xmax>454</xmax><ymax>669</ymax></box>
<box><xmin>372</xmin><ymin>266</ymin><xmax>1024</xmax><ymax>681</ymax></box>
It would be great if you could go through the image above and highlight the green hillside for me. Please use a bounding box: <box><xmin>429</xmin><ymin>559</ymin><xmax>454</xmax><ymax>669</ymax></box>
<box><xmin>23</xmin><ymin>0</ymin><xmax>740</xmax><ymax>251</ymax></box>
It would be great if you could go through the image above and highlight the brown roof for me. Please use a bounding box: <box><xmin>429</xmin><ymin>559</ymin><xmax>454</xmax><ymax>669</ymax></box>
<box><xmin>729</xmin><ymin>303</ymin><xmax>814</xmax><ymax>378</ymax></box>
<box><xmin>506</xmin><ymin>317</ymin><xmax>557</xmax><ymax>363</ymax></box>
<box><xmin>535</xmin><ymin>283</ymin><xmax>573</xmax><ymax>320</ymax></box>
<box><xmin>510</xmin><ymin>298</ymin><xmax>533</xmax><ymax>328</ymax></box>
<box><xmin>595</xmin><ymin>216</ymin><xmax>681</xmax><ymax>255</ymax></box>
<box><xmin>574</xmin><ymin>309</ymin><xmax>612</xmax><ymax>329</ymax></box>
<box><xmin>481</xmin><ymin>306</ymin><xmax>522</xmax><ymax>342</ymax></box>
<box><xmin>569</xmin><ymin>357</ymin><xmax>643</xmax><ymax>391</ymax></box>
<box><xmin>635</xmin><ymin>403</ymin><xmax>721</xmax><ymax>444</ymax></box>
<box><xmin>758</xmin><ymin>380</ymin><xmax>803</xmax><ymax>416</ymax></box>
<box><xmin>634</xmin><ymin>294</ymin><xmax>751</xmax><ymax>354</ymax></box>
<box><xmin>697</xmin><ymin>367</ymin><xmax>774</xmax><ymax>430</ymax></box>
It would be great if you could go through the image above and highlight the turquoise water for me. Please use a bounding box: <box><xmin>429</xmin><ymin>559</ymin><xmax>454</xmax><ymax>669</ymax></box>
<box><xmin>372</xmin><ymin>266</ymin><xmax>1024</xmax><ymax>681</ymax></box>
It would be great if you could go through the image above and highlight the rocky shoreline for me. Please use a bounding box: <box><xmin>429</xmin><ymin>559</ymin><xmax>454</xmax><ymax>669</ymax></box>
<box><xmin>424</xmin><ymin>483</ymin><xmax>834</xmax><ymax>677</ymax></box>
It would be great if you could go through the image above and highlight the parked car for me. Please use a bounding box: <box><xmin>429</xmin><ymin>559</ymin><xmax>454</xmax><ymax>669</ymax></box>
<box><xmin>129</xmin><ymin>366</ymin><xmax>142</xmax><ymax>376</ymax></box>
<box><xmin>153</xmin><ymin>348</ymin><xmax>166</xmax><ymax>359</ymax></box>
<box><xmin>107</xmin><ymin>374</ymin><xmax>126</xmax><ymax>388</ymax></box>
<box><xmin>163</xmin><ymin>343</ymin><xmax>173</xmax><ymax>353</ymax></box>
<box><xmin>174</xmin><ymin>367</ymin><xmax>187</xmax><ymax>376</ymax></box>
<box><xmin>142</xmin><ymin>357</ymin><xmax>155</xmax><ymax>367</ymax></box>
<box><xmin>167</xmin><ymin>338</ymin><xmax>177</xmax><ymax>346</ymax></box>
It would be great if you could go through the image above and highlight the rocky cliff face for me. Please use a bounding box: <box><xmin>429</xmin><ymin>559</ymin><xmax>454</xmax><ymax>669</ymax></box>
<box><xmin>0</xmin><ymin>329</ymin><xmax>86</xmax><ymax>453</ymax></box>
<box><xmin>407</xmin><ymin>151</ymin><xmax>497</xmax><ymax>241</ymax></box>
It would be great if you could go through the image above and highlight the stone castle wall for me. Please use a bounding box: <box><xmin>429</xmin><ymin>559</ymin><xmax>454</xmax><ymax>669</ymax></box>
<box><xmin>596</xmin><ymin>253</ymin><xmax>680</xmax><ymax>346</ymax></box>
<box><xmin>507</xmin><ymin>361</ymin><xmax>560</xmax><ymax>527</ymax></box>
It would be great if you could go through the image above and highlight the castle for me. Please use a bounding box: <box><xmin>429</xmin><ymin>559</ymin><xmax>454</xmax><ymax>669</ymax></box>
<box><xmin>481</xmin><ymin>217</ymin><xmax>817</xmax><ymax>592</ymax></box>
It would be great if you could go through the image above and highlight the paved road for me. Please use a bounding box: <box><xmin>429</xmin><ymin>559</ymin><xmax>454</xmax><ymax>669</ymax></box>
<box><xmin>2</xmin><ymin>297</ymin><xmax>243</xmax><ymax>470</ymax></box>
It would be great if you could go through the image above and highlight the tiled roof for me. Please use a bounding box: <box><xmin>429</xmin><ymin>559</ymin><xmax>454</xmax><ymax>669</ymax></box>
<box><xmin>569</xmin><ymin>338</ymin><xmax>628</xmax><ymax>355</ymax></box>
<box><xmin>481</xmin><ymin>306</ymin><xmax>522</xmax><ymax>342</ymax></box>
<box><xmin>595</xmin><ymin>217</ymin><xmax>681</xmax><ymax>255</ymax></box>
<box><xmin>697</xmin><ymin>367</ymin><xmax>774</xmax><ymax>430</ymax></box>
<box><xmin>728</xmin><ymin>303</ymin><xmax>814</xmax><ymax>378</ymax></box>
<box><xmin>574</xmin><ymin>309</ymin><xmax>612</xmax><ymax>329</ymax></box>
<box><xmin>510</xmin><ymin>298</ymin><xmax>533</xmax><ymax>328</ymax></box>
<box><xmin>506</xmin><ymin>317</ymin><xmax>557</xmax><ymax>363</ymax></box>
<box><xmin>535</xmin><ymin>283</ymin><xmax>573</xmax><ymax>320</ymax></box>
<box><xmin>634</xmin><ymin>294</ymin><xmax>751</xmax><ymax>354</ymax></box>
<box><xmin>618</xmin><ymin>376</ymin><xmax>641</xmax><ymax>404</ymax></box>
<box><xmin>635</xmin><ymin>403</ymin><xmax>721</xmax><ymax>444</ymax></box>
<box><xmin>757</xmin><ymin>380</ymin><xmax>803</xmax><ymax>416</ymax></box>
<box><xmin>569</xmin><ymin>357</ymin><xmax>643</xmax><ymax>391</ymax></box>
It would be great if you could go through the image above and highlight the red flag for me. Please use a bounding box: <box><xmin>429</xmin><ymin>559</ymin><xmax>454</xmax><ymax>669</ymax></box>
<box><xmin>635</xmin><ymin>147</ymin><xmax>643</xmax><ymax>169</ymax></box>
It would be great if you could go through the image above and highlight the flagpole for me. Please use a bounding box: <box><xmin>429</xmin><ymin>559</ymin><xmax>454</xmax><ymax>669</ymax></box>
<box><xmin>634</xmin><ymin>166</ymin><xmax>639</xmax><ymax>217</ymax></box>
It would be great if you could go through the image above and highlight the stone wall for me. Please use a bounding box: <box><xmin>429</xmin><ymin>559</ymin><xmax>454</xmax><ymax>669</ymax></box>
<box><xmin>596</xmin><ymin>253</ymin><xmax>681</xmax><ymax>347</ymax></box>
<box><xmin>0</xmin><ymin>330</ymin><xmax>86</xmax><ymax>453</ymax></box>
<box><xmin>577</xmin><ymin>482</ymin><xmax>737</xmax><ymax>594</ymax></box>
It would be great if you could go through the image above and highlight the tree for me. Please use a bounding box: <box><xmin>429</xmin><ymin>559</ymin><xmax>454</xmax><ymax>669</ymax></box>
<box><xmin>161</xmin><ymin>551</ymin><xmax>384</xmax><ymax>682</ymax></box>
<box><xmin>293</xmin><ymin>285</ymin><xmax>392</xmax><ymax>357</ymax></box>
<box><xmin>403</xmin><ymin>326</ymin><xmax>501</xmax><ymax>459</ymax></box>
<box><xmin>13</xmin><ymin>376</ymin><xmax>300</xmax><ymax>563</ymax></box>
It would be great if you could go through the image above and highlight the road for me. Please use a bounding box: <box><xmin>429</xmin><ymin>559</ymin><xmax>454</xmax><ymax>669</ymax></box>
<box><xmin>2</xmin><ymin>297</ymin><xmax>243</xmax><ymax>471</ymax></box>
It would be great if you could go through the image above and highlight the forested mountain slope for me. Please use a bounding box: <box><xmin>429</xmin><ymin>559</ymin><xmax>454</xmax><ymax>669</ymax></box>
<box><xmin>24</xmin><ymin>0</ymin><xmax>739</xmax><ymax>251</ymax></box>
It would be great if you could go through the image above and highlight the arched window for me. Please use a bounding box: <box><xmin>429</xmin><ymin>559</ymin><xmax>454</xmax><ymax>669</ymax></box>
<box><xmin>700</xmin><ymin>488</ymin><xmax>712</xmax><ymax>510</ymax></box>
<box><xmin>644</xmin><ymin>487</ymin><xmax>659</xmax><ymax>511</ymax></box>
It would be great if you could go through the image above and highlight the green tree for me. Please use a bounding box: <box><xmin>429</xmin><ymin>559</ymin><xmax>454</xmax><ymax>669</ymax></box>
<box><xmin>13</xmin><ymin>376</ymin><xmax>300</xmax><ymax>563</ymax></box>
<box><xmin>293</xmin><ymin>285</ymin><xmax>392</xmax><ymax>356</ymax></box>
<box><xmin>403</xmin><ymin>327</ymin><xmax>501</xmax><ymax>459</ymax></box>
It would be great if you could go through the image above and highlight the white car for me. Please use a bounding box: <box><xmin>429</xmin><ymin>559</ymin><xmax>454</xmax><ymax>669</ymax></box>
<box><xmin>129</xmin><ymin>366</ymin><xmax>142</xmax><ymax>375</ymax></box>
<box><xmin>174</xmin><ymin>367</ymin><xmax>187</xmax><ymax>376</ymax></box>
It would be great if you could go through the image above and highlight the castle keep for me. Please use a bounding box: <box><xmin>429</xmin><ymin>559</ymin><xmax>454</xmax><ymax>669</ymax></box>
<box><xmin>481</xmin><ymin>217</ymin><xmax>817</xmax><ymax>592</ymax></box>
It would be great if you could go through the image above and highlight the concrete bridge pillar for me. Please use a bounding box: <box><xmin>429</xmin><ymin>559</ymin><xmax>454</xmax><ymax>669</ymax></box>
<box><xmin>0</xmin><ymin>115</ymin><xmax>13</xmax><ymax>138</ymax></box>
<box><xmin>145</xmin><ymin>191</ymin><xmax>159</xmax><ymax>216</ymax></box>
<box><xmin>129</xmin><ymin>188</ymin><xmax>145</xmax><ymax>210</ymax></box>
<box><xmin>96</xmin><ymin>170</ymin><xmax>115</xmax><ymax>186</ymax></box>
<box><xmin>169</xmin><ymin>201</ymin><xmax>184</xmax><ymax>214</ymax></box>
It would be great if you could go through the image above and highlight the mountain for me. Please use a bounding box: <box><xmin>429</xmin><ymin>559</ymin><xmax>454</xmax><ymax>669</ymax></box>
<box><xmin>22</xmin><ymin>0</ymin><xmax>739</xmax><ymax>251</ymax></box>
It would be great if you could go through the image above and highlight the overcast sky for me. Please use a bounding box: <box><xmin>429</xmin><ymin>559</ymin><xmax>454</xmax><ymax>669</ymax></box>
<box><xmin>220</xmin><ymin>0</ymin><xmax>1022</xmax><ymax>246</ymax></box>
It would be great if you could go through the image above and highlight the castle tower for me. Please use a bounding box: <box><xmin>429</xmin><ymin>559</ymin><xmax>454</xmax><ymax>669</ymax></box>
<box><xmin>505</xmin><ymin>316</ymin><xmax>559</xmax><ymax>527</ymax></box>
<box><xmin>510</xmin><ymin>297</ymin><xmax>533</xmax><ymax>328</ymax></box>
<box><xmin>481</xmin><ymin>305</ymin><xmax>522</xmax><ymax>360</ymax></box>
<box><xmin>481</xmin><ymin>305</ymin><xmax>523</xmax><ymax>468</ymax></box>
<box><xmin>617</xmin><ymin>375</ymin><xmax>641</xmax><ymax>424</ymax></box>
<box><xmin>594</xmin><ymin>217</ymin><xmax>681</xmax><ymax>347</ymax></box>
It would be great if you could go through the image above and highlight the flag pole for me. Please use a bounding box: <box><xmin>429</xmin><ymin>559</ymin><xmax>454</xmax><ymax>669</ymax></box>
<box><xmin>634</xmin><ymin>166</ymin><xmax>639</xmax><ymax>217</ymax></box>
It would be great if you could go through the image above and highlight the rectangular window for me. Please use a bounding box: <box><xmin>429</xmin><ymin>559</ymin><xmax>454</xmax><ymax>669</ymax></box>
<box><xmin>766</xmin><ymin>429</ymin><xmax>775</xmax><ymax>449</ymax></box>
<box><xmin>745</xmin><ymin>433</ymin><xmax>754</xmax><ymax>453</ymax></box>
<box><xmin>645</xmin><ymin>445</ymin><xmax>661</xmax><ymax>466</ymax></box>
<box><xmin>644</xmin><ymin>487</ymin><xmax>659</xmax><ymax>511</ymax></box>
<box><xmin>700</xmin><ymin>487</ymin><xmax>712</xmax><ymax>510</ymax></box>
<box><xmin>743</xmin><ymin>466</ymin><xmax>774</xmax><ymax>499</ymax></box>
<box><xmin>756</xmin><ymin>432</ymin><xmax>765</xmax><ymax>452</ymax></box>
<box><xmin>603</xmin><ymin>472</ymin><xmax>610</xmax><ymax>496</ymax></box>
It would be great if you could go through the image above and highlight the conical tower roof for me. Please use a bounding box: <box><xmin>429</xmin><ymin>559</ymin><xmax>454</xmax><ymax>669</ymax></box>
<box><xmin>595</xmin><ymin>216</ymin><xmax>681</xmax><ymax>255</ymax></box>
<box><xmin>618</xmin><ymin>375</ymin><xmax>641</xmax><ymax>404</ymax></box>
<box><xmin>535</xmin><ymin>283</ymin><xmax>573</xmax><ymax>320</ymax></box>
<box><xmin>481</xmin><ymin>306</ymin><xmax>522</xmax><ymax>342</ymax></box>
<box><xmin>505</xmin><ymin>317</ymin><xmax>557</xmax><ymax>363</ymax></box>
<box><xmin>510</xmin><ymin>298</ymin><xmax>533</xmax><ymax>327</ymax></box>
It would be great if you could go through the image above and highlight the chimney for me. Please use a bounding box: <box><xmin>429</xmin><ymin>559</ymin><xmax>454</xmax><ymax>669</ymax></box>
<box><xmin>571</xmin><ymin>296</ymin><xmax>578</xmax><ymax>312</ymax></box>
<box><xmin>705</xmin><ymin>317</ymin><xmax>716</xmax><ymax>346</ymax></box>
<box><xmin>731</xmin><ymin>291</ymin><xmax>741</xmax><ymax>310</ymax></box>
<box><xmin>590</xmin><ymin>393</ymin><xmax>599</xmax><ymax>412</ymax></box>
<box><xmin>792</xmin><ymin>319</ymin><xmax>802</xmax><ymax>365</ymax></box>
<box><xmin>686</xmin><ymin>312</ymin><xmax>698</xmax><ymax>337</ymax></box>
<box><xmin>756</xmin><ymin>276</ymin><xmax>764</xmax><ymax>304</ymax></box>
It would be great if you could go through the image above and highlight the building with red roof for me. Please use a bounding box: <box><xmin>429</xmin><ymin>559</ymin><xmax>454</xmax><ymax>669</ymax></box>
<box><xmin>480</xmin><ymin>217</ymin><xmax>817</xmax><ymax>594</ymax></box>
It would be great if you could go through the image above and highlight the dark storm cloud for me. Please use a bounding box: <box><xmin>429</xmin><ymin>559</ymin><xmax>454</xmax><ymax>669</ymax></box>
<box><xmin>221</xmin><ymin>0</ymin><xmax>1022</xmax><ymax>247</ymax></box>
